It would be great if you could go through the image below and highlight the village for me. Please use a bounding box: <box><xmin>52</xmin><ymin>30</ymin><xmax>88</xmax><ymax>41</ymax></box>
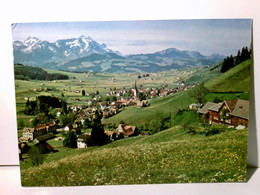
<box><xmin>18</xmin><ymin>80</ymin><xmax>196</xmax><ymax>157</ymax></box>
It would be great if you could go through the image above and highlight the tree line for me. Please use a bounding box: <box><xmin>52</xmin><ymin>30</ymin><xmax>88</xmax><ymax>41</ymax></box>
<box><xmin>220</xmin><ymin>46</ymin><xmax>251</xmax><ymax>73</ymax></box>
<box><xmin>14</xmin><ymin>63</ymin><xmax>69</xmax><ymax>81</ymax></box>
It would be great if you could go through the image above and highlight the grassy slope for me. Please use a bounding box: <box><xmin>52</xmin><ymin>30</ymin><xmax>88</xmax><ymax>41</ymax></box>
<box><xmin>204</xmin><ymin>60</ymin><xmax>251</xmax><ymax>92</ymax></box>
<box><xmin>104</xmin><ymin>90</ymin><xmax>196</xmax><ymax>127</ymax></box>
<box><xmin>21</xmin><ymin>127</ymin><xmax>248</xmax><ymax>186</ymax></box>
<box><xmin>185</xmin><ymin>65</ymin><xmax>220</xmax><ymax>85</ymax></box>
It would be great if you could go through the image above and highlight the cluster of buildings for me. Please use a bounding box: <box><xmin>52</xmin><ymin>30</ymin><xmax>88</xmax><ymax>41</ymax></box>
<box><xmin>197</xmin><ymin>99</ymin><xmax>249</xmax><ymax>128</ymax></box>
<box><xmin>19</xmin><ymin>122</ymin><xmax>57</xmax><ymax>156</ymax></box>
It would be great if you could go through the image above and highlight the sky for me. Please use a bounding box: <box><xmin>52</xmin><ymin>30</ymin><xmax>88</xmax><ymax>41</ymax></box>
<box><xmin>11</xmin><ymin>19</ymin><xmax>252</xmax><ymax>56</ymax></box>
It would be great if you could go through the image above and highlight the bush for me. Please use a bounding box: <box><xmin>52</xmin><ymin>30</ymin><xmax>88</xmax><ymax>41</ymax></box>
<box><xmin>28</xmin><ymin>146</ymin><xmax>46</xmax><ymax>166</ymax></box>
<box><xmin>205</xmin><ymin>125</ymin><xmax>226</xmax><ymax>136</ymax></box>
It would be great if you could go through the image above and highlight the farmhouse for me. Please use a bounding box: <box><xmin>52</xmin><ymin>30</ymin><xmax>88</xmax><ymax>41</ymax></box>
<box><xmin>198</xmin><ymin>102</ymin><xmax>217</xmax><ymax>118</ymax></box>
<box><xmin>116</xmin><ymin>124</ymin><xmax>139</xmax><ymax>138</ymax></box>
<box><xmin>208</xmin><ymin>102</ymin><xmax>225</xmax><ymax>124</ymax></box>
<box><xmin>199</xmin><ymin>99</ymin><xmax>249</xmax><ymax>127</ymax></box>
<box><xmin>230</xmin><ymin>99</ymin><xmax>249</xmax><ymax>127</ymax></box>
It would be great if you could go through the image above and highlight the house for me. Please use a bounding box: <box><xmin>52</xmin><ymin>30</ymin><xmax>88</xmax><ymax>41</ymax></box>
<box><xmin>201</xmin><ymin>99</ymin><xmax>249</xmax><ymax>127</ymax></box>
<box><xmin>77</xmin><ymin>134</ymin><xmax>89</xmax><ymax>148</ymax></box>
<box><xmin>116</xmin><ymin>124</ymin><xmax>139</xmax><ymax>138</ymax></box>
<box><xmin>197</xmin><ymin>102</ymin><xmax>217</xmax><ymax>119</ymax></box>
<box><xmin>230</xmin><ymin>99</ymin><xmax>249</xmax><ymax>127</ymax></box>
<box><xmin>22</xmin><ymin>127</ymin><xmax>35</xmax><ymax>141</ymax></box>
<box><xmin>208</xmin><ymin>102</ymin><xmax>224</xmax><ymax>124</ymax></box>
<box><xmin>21</xmin><ymin>124</ymin><xmax>47</xmax><ymax>141</ymax></box>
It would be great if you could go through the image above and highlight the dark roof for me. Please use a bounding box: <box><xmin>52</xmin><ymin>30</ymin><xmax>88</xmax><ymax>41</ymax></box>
<box><xmin>208</xmin><ymin>102</ymin><xmax>223</xmax><ymax>112</ymax></box>
<box><xmin>35</xmin><ymin>133</ymin><xmax>55</xmax><ymax>142</ymax></box>
<box><xmin>198</xmin><ymin>102</ymin><xmax>216</xmax><ymax>114</ymax></box>
<box><xmin>230</xmin><ymin>99</ymin><xmax>249</xmax><ymax>120</ymax></box>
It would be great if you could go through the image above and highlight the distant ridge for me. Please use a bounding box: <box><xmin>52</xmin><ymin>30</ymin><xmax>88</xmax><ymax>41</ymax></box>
<box><xmin>13</xmin><ymin>36</ymin><xmax>225</xmax><ymax>73</ymax></box>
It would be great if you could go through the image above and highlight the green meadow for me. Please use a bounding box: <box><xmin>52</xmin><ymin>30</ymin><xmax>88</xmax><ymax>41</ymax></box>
<box><xmin>21</xmin><ymin>127</ymin><xmax>248</xmax><ymax>186</ymax></box>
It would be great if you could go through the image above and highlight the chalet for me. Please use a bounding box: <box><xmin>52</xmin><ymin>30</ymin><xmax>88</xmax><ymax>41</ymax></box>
<box><xmin>208</xmin><ymin>102</ymin><xmax>223</xmax><ymax>124</ymax></box>
<box><xmin>230</xmin><ymin>99</ymin><xmax>249</xmax><ymax>127</ymax></box>
<box><xmin>77</xmin><ymin>134</ymin><xmax>88</xmax><ymax>148</ymax></box>
<box><xmin>197</xmin><ymin>102</ymin><xmax>217</xmax><ymax>119</ymax></box>
<box><xmin>116</xmin><ymin>124</ymin><xmax>139</xmax><ymax>138</ymax></box>
<box><xmin>201</xmin><ymin>99</ymin><xmax>249</xmax><ymax>127</ymax></box>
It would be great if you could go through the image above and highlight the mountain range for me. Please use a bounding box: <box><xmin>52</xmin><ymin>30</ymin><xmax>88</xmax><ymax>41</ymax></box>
<box><xmin>13</xmin><ymin>36</ymin><xmax>225</xmax><ymax>73</ymax></box>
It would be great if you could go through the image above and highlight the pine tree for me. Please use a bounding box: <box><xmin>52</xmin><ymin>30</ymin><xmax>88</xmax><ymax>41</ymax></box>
<box><xmin>82</xmin><ymin>90</ymin><xmax>85</xmax><ymax>96</ymax></box>
<box><xmin>63</xmin><ymin>130</ymin><xmax>77</xmax><ymax>148</ymax></box>
<box><xmin>235</xmin><ymin>50</ymin><xmax>241</xmax><ymax>65</ymax></box>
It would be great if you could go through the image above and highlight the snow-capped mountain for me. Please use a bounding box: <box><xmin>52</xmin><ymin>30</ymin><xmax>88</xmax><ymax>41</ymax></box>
<box><xmin>13</xmin><ymin>36</ymin><xmax>225</xmax><ymax>72</ymax></box>
<box><xmin>13</xmin><ymin>36</ymin><xmax>120</xmax><ymax>67</ymax></box>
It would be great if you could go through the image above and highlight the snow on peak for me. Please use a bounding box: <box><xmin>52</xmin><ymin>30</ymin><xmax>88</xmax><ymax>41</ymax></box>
<box><xmin>66</xmin><ymin>39</ymin><xmax>81</xmax><ymax>48</ymax></box>
<box><xmin>24</xmin><ymin>37</ymin><xmax>40</xmax><ymax>46</ymax></box>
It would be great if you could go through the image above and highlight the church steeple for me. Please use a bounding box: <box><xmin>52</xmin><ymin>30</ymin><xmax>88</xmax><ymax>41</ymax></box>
<box><xmin>134</xmin><ymin>80</ymin><xmax>137</xmax><ymax>91</ymax></box>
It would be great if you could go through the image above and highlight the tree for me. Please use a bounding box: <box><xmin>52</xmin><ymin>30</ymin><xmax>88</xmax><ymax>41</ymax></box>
<box><xmin>90</xmin><ymin>111</ymin><xmax>107</xmax><ymax>146</ymax></box>
<box><xmin>28</xmin><ymin>145</ymin><xmax>45</xmax><ymax>166</ymax></box>
<box><xmin>188</xmin><ymin>85</ymin><xmax>208</xmax><ymax>105</ymax></box>
<box><xmin>235</xmin><ymin>49</ymin><xmax>241</xmax><ymax>65</ymax></box>
<box><xmin>91</xmin><ymin>123</ymin><xmax>107</xmax><ymax>146</ymax></box>
<box><xmin>82</xmin><ymin>90</ymin><xmax>85</xmax><ymax>96</ymax></box>
<box><xmin>63</xmin><ymin>130</ymin><xmax>77</xmax><ymax>148</ymax></box>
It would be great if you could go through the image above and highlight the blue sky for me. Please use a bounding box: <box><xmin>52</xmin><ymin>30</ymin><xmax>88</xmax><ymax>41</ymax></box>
<box><xmin>12</xmin><ymin>19</ymin><xmax>252</xmax><ymax>56</ymax></box>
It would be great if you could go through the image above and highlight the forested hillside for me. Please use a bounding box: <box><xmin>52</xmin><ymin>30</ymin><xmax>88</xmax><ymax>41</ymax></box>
<box><xmin>14</xmin><ymin>64</ymin><xmax>69</xmax><ymax>81</ymax></box>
